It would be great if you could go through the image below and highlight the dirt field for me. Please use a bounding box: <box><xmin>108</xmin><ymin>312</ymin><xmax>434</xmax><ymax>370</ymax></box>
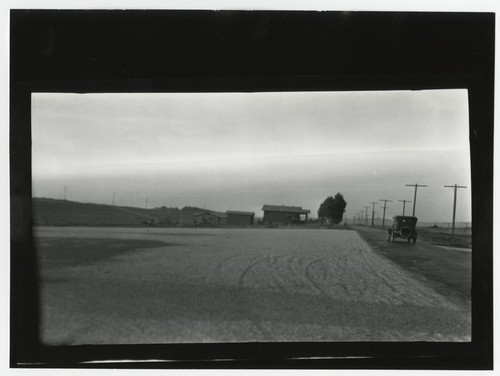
<box><xmin>35</xmin><ymin>226</ymin><xmax>471</xmax><ymax>344</ymax></box>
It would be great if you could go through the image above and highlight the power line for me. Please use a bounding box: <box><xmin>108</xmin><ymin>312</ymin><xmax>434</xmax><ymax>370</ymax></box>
<box><xmin>379</xmin><ymin>199</ymin><xmax>392</xmax><ymax>227</ymax></box>
<box><xmin>364</xmin><ymin>206</ymin><xmax>370</xmax><ymax>226</ymax></box>
<box><xmin>444</xmin><ymin>184</ymin><xmax>467</xmax><ymax>235</ymax></box>
<box><xmin>405</xmin><ymin>183</ymin><xmax>428</xmax><ymax>216</ymax></box>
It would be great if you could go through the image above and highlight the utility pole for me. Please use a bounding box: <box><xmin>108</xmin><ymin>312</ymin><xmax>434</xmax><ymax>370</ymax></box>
<box><xmin>379</xmin><ymin>199</ymin><xmax>392</xmax><ymax>227</ymax></box>
<box><xmin>444</xmin><ymin>184</ymin><xmax>467</xmax><ymax>235</ymax></box>
<box><xmin>112</xmin><ymin>192</ymin><xmax>116</xmax><ymax>206</ymax></box>
<box><xmin>64</xmin><ymin>186</ymin><xmax>67</xmax><ymax>201</ymax></box>
<box><xmin>398</xmin><ymin>199</ymin><xmax>411</xmax><ymax>216</ymax></box>
<box><xmin>405</xmin><ymin>183</ymin><xmax>428</xmax><ymax>216</ymax></box>
<box><xmin>145</xmin><ymin>197</ymin><xmax>148</xmax><ymax>209</ymax></box>
<box><xmin>364</xmin><ymin>207</ymin><xmax>370</xmax><ymax>226</ymax></box>
<box><xmin>369</xmin><ymin>202</ymin><xmax>377</xmax><ymax>227</ymax></box>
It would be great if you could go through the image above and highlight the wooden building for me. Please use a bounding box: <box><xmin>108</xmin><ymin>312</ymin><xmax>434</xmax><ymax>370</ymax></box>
<box><xmin>192</xmin><ymin>211</ymin><xmax>227</xmax><ymax>226</ymax></box>
<box><xmin>261</xmin><ymin>205</ymin><xmax>310</xmax><ymax>225</ymax></box>
<box><xmin>226</xmin><ymin>211</ymin><xmax>255</xmax><ymax>226</ymax></box>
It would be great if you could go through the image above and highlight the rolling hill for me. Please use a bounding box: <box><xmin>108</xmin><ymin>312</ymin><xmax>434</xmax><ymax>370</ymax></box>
<box><xmin>32</xmin><ymin>198</ymin><xmax>204</xmax><ymax>226</ymax></box>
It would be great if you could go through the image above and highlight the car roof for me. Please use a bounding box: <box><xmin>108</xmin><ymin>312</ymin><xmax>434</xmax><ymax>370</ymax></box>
<box><xmin>392</xmin><ymin>215</ymin><xmax>418</xmax><ymax>220</ymax></box>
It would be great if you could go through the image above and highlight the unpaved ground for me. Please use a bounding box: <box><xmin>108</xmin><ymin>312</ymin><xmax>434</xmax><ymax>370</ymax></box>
<box><xmin>355</xmin><ymin>226</ymin><xmax>471</xmax><ymax>303</ymax></box>
<box><xmin>35</xmin><ymin>226</ymin><xmax>471</xmax><ymax>344</ymax></box>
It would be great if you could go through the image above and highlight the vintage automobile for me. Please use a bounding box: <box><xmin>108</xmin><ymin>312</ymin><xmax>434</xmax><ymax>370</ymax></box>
<box><xmin>387</xmin><ymin>215</ymin><xmax>418</xmax><ymax>244</ymax></box>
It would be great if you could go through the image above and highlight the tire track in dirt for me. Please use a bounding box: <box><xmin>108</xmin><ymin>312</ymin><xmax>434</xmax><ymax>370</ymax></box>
<box><xmin>237</xmin><ymin>255</ymin><xmax>272</xmax><ymax>288</ymax></box>
<box><xmin>326</xmin><ymin>237</ymin><xmax>370</xmax><ymax>301</ymax></box>
<box><xmin>280</xmin><ymin>254</ymin><xmax>311</xmax><ymax>293</ymax></box>
<box><xmin>237</xmin><ymin>255</ymin><xmax>291</xmax><ymax>294</ymax></box>
<box><xmin>232</xmin><ymin>254</ymin><xmax>284</xmax><ymax>340</ymax></box>
<box><xmin>38</xmin><ymin>227</ymin><xmax>471</xmax><ymax>343</ymax></box>
<box><xmin>216</xmin><ymin>254</ymin><xmax>241</xmax><ymax>284</ymax></box>
<box><xmin>269</xmin><ymin>256</ymin><xmax>292</xmax><ymax>294</ymax></box>
<box><xmin>304</xmin><ymin>258</ymin><xmax>349</xmax><ymax>300</ymax></box>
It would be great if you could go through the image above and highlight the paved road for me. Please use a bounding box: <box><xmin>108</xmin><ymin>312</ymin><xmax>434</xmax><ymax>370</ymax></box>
<box><xmin>36</xmin><ymin>226</ymin><xmax>471</xmax><ymax>344</ymax></box>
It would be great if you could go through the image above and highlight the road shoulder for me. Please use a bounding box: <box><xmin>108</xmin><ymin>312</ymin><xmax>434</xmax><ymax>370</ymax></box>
<box><xmin>354</xmin><ymin>226</ymin><xmax>471</xmax><ymax>308</ymax></box>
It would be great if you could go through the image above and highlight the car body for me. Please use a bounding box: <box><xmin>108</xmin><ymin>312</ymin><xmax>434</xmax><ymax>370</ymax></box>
<box><xmin>387</xmin><ymin>215</ymin><xmax>418</xmax><ymax>244</ymax></box>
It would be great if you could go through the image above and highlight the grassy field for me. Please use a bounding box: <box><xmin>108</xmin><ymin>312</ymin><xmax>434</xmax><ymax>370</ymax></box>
<box><xmin>417</xmin><ymin>226</ymin><xmax>472</xmax><ymax>249</ymax></box>
<box><xmin>35</xmin><ymin>226</ymin><xmax>471</xmax><ymax>345</ymax></box>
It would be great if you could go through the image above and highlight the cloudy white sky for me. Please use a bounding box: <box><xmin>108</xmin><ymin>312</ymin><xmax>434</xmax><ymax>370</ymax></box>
<box><xmin>32</xmin><ymin>90</ymin><xmax>471</xmax><ymax>223</ymax></box>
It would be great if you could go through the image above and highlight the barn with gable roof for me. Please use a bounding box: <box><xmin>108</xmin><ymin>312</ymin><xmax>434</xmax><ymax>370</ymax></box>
<box><xmin>261</xmin><ymin>205</ymin><xmax>310</xmax><ymax>225</ymax></box>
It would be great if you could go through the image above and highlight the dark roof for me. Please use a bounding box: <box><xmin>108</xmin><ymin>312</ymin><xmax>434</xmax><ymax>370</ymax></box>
<box><xmin>392</xmin><ymin>215</ymin><xmax>418</xmax><ymax>220</ymax></box>
<box><xmin>193</xmin><ymin>211</ymin><xmax>227</xmax><ymax>218</ymax></box>
<box><xmin>262</xmin><ymin>205</ymin><xmax>310</xmax><ymax>214</ymax></box>
<box><xmin>226</xmin><ymin>211</ymin><xmax>255</xmax><ymax>216</ymax></box>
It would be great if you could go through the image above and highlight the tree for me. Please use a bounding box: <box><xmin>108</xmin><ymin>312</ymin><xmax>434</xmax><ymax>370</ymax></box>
<box><xmin>318</xmin><ymin>193</ymin><xmax>347</xmax><ymax>224</ymax></box>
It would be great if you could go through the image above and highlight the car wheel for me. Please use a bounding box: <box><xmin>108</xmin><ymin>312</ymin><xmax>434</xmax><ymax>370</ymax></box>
<box><xmin>400</xmin><ymin>226</ymin><xmax>411</xmax><ymax>238</ymax></box>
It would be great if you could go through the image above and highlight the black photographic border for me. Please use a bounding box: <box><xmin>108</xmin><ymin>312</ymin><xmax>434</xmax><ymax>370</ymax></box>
<box><xmin>10</xmin><ymin>10</ymin><xmax>494</xmax><ymax>369</ymax></box>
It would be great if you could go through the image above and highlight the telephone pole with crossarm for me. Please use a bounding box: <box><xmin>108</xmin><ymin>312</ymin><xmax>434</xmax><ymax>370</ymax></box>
<box><xmin>444</xmin><ymin>184</ymin><xmax>467</xmax><ymax>235</ymax></box>
<box><xmin>379</xmin><ymin>199</ymin><xmax>392</xmax><ymax>227</ymax></box>
<box><xmin>369</xmin><ymin>202</ymin><xmax>377</xmax><ymax>227</ymax></box>
<box><xmin>405</xmin><ymin>183</ymin><xmax>428</xmax><ymax>216</ymax></box>
<box><xmin>398</xmin><ymin>199</ymin><xmax>411</xmax><ymax>216</ymax></box>
<box><xmin>364</xmin><ymin>207</ymin><xmax>370</xmax><ymax>226</ymax></box>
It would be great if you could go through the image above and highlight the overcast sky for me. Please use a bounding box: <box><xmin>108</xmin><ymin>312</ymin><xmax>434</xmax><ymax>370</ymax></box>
<box><xmin>32</xmin><ymin>90</ymin><xmax>471</xmax><ymax>223</ymax></box>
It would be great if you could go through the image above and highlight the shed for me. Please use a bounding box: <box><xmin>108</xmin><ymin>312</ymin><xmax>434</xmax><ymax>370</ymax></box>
<box><xmin>226</xmin><ymin>211</ymin><xmax>255</xmax><ymax>226</ymax></box>
<box><xmin>261</xmin><ymin>205</ymin><xmax>310</xmax><ymax>225</ymax></box>
<box><xmin>192</xmin><ymin>211</ymin><xmax>227</xmax><ymax>226</ymax></box>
